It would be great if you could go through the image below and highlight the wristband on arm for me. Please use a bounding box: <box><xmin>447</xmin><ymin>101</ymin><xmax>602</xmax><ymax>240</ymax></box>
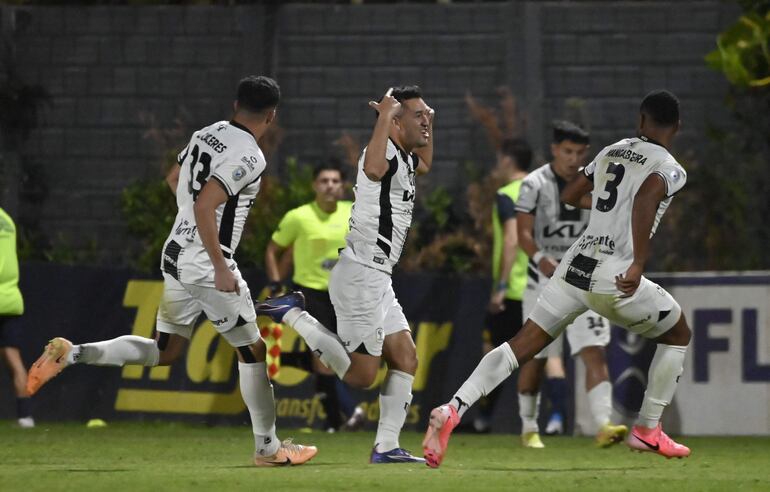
<box><xmin>532</xmin><ymin>251</ymin><xmax>544</xmax><ymax>265</ymax></box>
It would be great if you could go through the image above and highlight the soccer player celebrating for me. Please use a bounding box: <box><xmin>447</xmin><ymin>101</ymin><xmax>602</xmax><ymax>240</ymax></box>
<box><xmin>258</xmin><ymin>86</ymin><xmax>433</xmax><ymax>463</ymax></box>
<box><xmin>27</xmin><ymin>76</ymin><xmax>317</xmax><ymax>467</ymax></box>
<box><xmin>515</xmin><ymin>121</ymin><xmax>626</xmax><ymax>449</ymax></box>
<box><xmin>423</xmin><ymin>90</ymin><xmax>692</xmax><ymax>467</ymax></box>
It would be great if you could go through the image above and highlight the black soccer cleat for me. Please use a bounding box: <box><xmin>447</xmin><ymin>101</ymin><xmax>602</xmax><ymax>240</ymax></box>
<box><xmin>255</xmin><ymin>291</ymin><xmax>306</xmax><ymax>323</ymax></box>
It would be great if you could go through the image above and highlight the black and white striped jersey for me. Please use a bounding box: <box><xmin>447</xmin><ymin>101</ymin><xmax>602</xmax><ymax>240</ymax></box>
<box><xmin>557</xmin><ymin>136</ymin><xmax>687</xmax><ymax>294</ymax></box>
<box><xmin>161</xmin><ymin>120</ymin><xmax>266</xmax><ymax>286</ymax></box>
<box><xmin>516</xmin><ymin>163</ymin><xmax>590</xmax><ymax>287</ymax></box>
<box><xmin>341</xmin><ymin>138</ymin><xmax>418</xmax><ymax>274</ymax></box>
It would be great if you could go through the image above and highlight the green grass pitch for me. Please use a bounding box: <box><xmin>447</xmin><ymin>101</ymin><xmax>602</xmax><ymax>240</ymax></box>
<box><xmin>1</xmin><ymin>422</ymin><xmax>769</xmax><ymax>491</ymax></box>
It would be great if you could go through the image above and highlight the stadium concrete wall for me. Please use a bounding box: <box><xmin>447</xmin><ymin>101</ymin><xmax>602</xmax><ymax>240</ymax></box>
<box><xmin>0</xmin><ymin>1</ymin><xmax>738</xmax><ymax>260</ymax></box>
<box><xmin>2</xmin><ymin>264</ymin><xmax>768</xmax><ymax>436</ymax></box>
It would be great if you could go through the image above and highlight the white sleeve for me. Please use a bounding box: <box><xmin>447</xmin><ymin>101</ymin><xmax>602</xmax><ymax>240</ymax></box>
<box><xmin>654</xmin><ymin>161</ymin><xmax>687</xmax><ymax>197</ymax></box>
<box><xmin>514</xmin><ymin>175</ymin><xmax>540</xmax><ymax>214</ymax></box>
<box><xmin>385</xmin><ymin>139</ymin><xmax>398</xmax><ymax>160</ymax></box>
<box><xmin>582</xmin><ymin>160</ymin><xmax>596</xmax><ymax>181</ymax></box>
<box><xmin>177</xmin><ymin>143</ymin><xmax>190</xmax><ymax>165</ymax></box>
<box><xmin>211</xmin><ymin>150</ymin><xmax>266</xmax><ymax>196</ymax></box>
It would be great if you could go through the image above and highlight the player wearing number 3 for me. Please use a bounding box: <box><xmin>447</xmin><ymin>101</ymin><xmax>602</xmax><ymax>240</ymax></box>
<box><xmin>423</xmin><ymin>90</ymin><xmax>692</xmax><ymax>466</ymax></box>
<box><xmin>26</xmin><ymin>76</ymin><xmax>318</xmax><ymax>467</ymax></box>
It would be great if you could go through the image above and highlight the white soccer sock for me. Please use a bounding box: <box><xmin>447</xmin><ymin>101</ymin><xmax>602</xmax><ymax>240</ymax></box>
<box><xmin>239</xmin><ymin>361</ymin><xmax>280</xmax><ymax>457</ymax></box>
<box><xmin>518</xmin><ymin>392</ymin><xmax>541</xmax><ymax>434</ymax></box>
<box><xmin>74</xmin><ymin>336</ymin><xmax>159</xmax><ymax>366</ymax></box>
<box><xmin>636</xmin><ymin>344</ymin><xmax>687</xmax><ymax>429</ymax></box>
<box><xmin>587</xmin><ymin>381</ymin><xmax>613</xmax><ymax>427</ymax></box>
<box><xmin>374</xmin><ymin>370</ymin><xmax>414</xmax><ymax>452</ymax></box>
<box><xmin>283</xmin><ymin>308</ymin><xmax>351</xmax><ymax>379</ymax></box>
<box><xmin>451</xmin><ymin>343</ymin><xmax>518</xmax><ymax>418</ymax></box>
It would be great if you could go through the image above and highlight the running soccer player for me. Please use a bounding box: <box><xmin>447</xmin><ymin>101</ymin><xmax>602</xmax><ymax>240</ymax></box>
<box><xmin>265</xmin><ymin>160</ymin><xmax>365</xmax><ymax>432</ymax></box>
<box><xmin>258</xmin><ymin>86</ymin><xmax>433</xmax><ymax>463</ymax></box>
<box><xmin>474</xmin><ymin>138</ymin><xmax>531</xmax><ymax>433</ymax></box>
<box><xmin>424</xmin><ymin>90</ymin><xmax>692</xmax><ymax>467</ymax></box>
<box><xmin>515</xmin><ymin>121</ymin><xmax>626</xmax><ymax>449</ymax></box>
<box><xmin>26</xmin><ymin>76</ymin><xmax>317</xmax><ymax>467</ymax></box>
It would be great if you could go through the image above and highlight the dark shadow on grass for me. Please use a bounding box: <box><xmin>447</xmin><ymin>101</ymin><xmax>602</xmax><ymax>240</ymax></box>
<box><xmin>217</xmin><ymin>463</ymin><xmax>340</xmax><ymax>469</ymax></box>
<box><xmin>478</xmin><ymin>466</ymin><xmax>653</xmax><ymax>473</ymax></box>
<box><xmin>60</xmin><ymin>469</ymin><xmax>133</xmax><ymax>473</ymax></box>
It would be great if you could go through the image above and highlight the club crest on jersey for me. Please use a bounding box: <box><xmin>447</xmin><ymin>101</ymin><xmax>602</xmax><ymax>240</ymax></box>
<box><xmin>232</xmin><ymin>167</ymin><xmax>246</xmax><ymax>181</ymax></box>
<box><xmin>669</xmin><ymin>169</ymin><xmax>681</xmax><ymax>182</ymax></box>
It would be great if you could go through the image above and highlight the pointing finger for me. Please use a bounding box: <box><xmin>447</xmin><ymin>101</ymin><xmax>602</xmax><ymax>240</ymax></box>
<box><xmin>385</xmin><ymin>87</ymin><xmax>393</xmax><ymax>97</ymax></box>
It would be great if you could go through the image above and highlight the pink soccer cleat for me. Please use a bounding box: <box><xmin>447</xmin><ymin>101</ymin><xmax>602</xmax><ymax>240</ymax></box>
<box><xmin>422</xmin><ymin>404</ymin><xmax>460</xmax><ymax>468</ymax></box>
<box><xmin>626</xmin><ymin>424</ymin><xmax>691</xmax><ymax>459</ymax></box>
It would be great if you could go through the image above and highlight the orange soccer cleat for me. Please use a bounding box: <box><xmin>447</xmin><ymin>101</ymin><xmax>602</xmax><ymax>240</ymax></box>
<box><xmin>253</xmin><ymin>439</ymin><xmax>318</xmax><ymax>467</ymax></box>
<box><xmin>26</xmin><ymin>337</ymin><xmax>73</xmax><ymax>395</ymax></box>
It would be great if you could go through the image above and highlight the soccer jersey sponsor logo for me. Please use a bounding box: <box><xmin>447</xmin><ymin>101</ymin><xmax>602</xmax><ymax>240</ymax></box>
<box><xmin>174</xmin><ymin>219</ymin><xmax>197</xmax><ymax>242</ymax></box>
<box><xmin>543</xmin><ymin>223</ymin><xmax>586</xmax><ymax>239</ymax></box>
<box><xmin>577</xmin><ymin>234</ymin><xmax>616</xmax><ymax>253</ymax></box>
<box><xmin>564</xmin><ymin>253</ymin><xmax>598</xmax><ymax>291</ymax></box>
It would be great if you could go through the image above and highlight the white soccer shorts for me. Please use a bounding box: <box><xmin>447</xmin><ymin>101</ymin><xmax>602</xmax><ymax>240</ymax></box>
<box><xmin>328</xmin><ymin>255</ymin><xmax>410</xmax><ymax>357</ymax></box>
<box><xmin>523</xmin><ymin>283</ymin><xmax>610</xmax><ymax>359</ymax></box>
<box><xmin>529</xmin><ymin>275</ymin><xmax>681</xmax><ymax>341</ymax></box>
<box><xmin>156</xmin><ymin>272</ymin><xmax>260</xmax><ymax>347</ymax></box>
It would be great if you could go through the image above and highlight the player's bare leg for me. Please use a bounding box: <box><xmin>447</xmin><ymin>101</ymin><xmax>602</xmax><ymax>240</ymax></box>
<box><xmin>626</xmin><ymin>314</ymin><xmax>691</xmax><ymax>458</ymax></box>
<box><xmin>1</xmin><ymin>347</ymin><xmax>35</xmax><ymax>427</ymax></box>
<box><xmin>423</xmin><ymin>319</ymin><xmax>552</xmax><ymax>467</ymax></box>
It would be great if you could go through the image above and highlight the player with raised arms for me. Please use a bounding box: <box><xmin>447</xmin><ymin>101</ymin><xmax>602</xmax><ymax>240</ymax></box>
<box><xmin>257</xmin><ymin>86</ymin><xmax>434</xmax><ymax>463</ymax></box>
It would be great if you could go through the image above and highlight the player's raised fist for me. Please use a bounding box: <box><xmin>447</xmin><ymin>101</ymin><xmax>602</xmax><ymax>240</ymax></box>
<box><xmin>369</xmin><ymin>87</ymin><xmax>401</xmax><ymax>118</ymax></box>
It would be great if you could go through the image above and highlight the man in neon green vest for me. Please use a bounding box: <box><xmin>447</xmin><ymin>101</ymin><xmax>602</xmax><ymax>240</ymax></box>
<box><xmin>265</xmin><ymin>160</ymin><xmax>363</xmax><ymax>432</ymax></box>
<box><xmin>473</xmin><ymin>138</ymin><xmax>532</xmax><ymax>432</ymax></box>
<box><xmin>0</xmin><ymin>207</ymin><xmax>34</xmax><ymax>427</ymax></box>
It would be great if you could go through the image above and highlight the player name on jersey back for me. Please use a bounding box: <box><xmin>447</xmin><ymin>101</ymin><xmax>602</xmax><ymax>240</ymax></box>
<box><xmin>342</xmin><ymin>138</ymin><xmax>418</xmax><ymax>275</ymax></box>
<box><xmin>558</xmin><ymin>136</ymin><xmax>687</xmax><ymax>294</ymax></box>
<box><xmin>161</xmin><ymin>120</ymin><xmax>267</xmax><ymax>286</ymax></box>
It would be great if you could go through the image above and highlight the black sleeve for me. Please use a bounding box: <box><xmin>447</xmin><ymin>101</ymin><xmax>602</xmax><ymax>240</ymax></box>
<box><xmin>496</xmin><ymin>193</ymin><xmax>516</xmax><ymax>222</ymax></box>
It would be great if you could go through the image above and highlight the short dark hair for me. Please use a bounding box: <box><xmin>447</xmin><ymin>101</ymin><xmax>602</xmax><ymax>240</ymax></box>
<box><xmin>552</xmin><ymin>120</ymin><xmax>590</xmax><ymax>145</ymax></box>
<box><xmin>236</xmin><ymin>75</ymin><xmax>281</xmax><ymax>113</ymax></box>
<box><xmin>499</xmin><ymin>138</ymin><xmax>532</xmax><ymax>171</ymax></box>
<box><xmin>640</xmin><ymin>90</ymin><xmax>680</xmax><ymax>127</ymax></box>
<box><xmin>374</xmin><ymin>86</ymin><xmax>423</xmax><ymax>118</ymax></box>
<box><xmin>390</xmin><ymin>85</ymin><xmax>422</xmax><ymax>103</ymax></box>
<box><xmin>313</xmin><ymin>159</ymin><xmax>346</xmax><ymax>181</ymax></box>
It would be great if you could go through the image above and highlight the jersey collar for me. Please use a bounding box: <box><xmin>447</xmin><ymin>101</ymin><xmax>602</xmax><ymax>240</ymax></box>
<box><xmin>388</xmin><ymin>137</ymin><xmax>412</xmax><ymax>165</ymax></box>
<box><xmin>638</xmin><ymin>135</ymin><xmax>666</xmax><ymax>149</ymax></box>
<box><xmin>230</xmin><ymin>120</ymin><xmax>256</xmax><ymax>141</ymax></box>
